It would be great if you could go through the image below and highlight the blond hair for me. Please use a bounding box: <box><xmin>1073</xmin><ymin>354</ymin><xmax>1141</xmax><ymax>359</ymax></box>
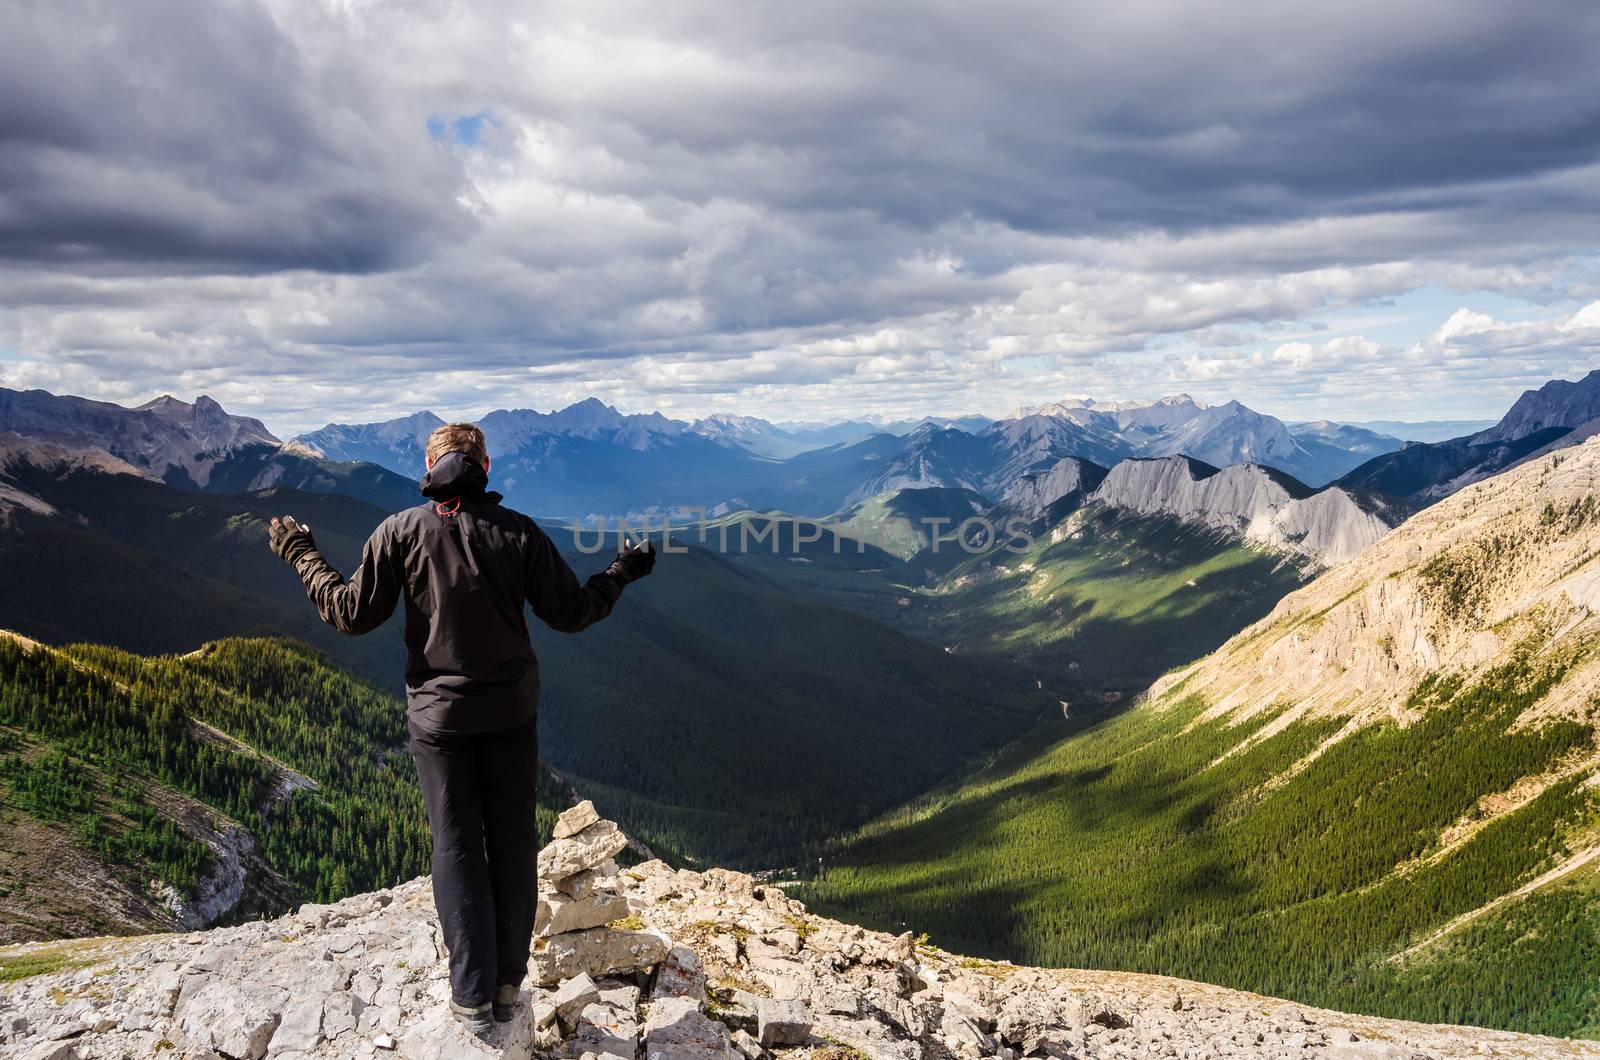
<box><xmin>426</xmin><ymin>422</ymin><xmax>488</xmax><ymax>467</ymax></box>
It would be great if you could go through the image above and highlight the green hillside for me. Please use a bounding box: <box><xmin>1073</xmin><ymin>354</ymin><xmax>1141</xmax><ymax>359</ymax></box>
<box><xmin>0</xmin><ymin>632</ymin><xmax>591</xmax><ymax>942</ymax></box>
<box><xmin>799</xmin><ymin>649</ymin><xmax>1600</xmax><ymax>1037</ymax></box>
<box><xmin>0</xmin><ymin>634</ymin><xmax>432</xmax><ymax>940</ymax></box>
<box><xmin>688</xmin><ymin>500</ymin><xmax>1308</xmax><ymax>703</ymax></box>
<box><xmin>0</xmin><ymin>462</ymin><xmax>409</xmax><ymax>682</ymax></box>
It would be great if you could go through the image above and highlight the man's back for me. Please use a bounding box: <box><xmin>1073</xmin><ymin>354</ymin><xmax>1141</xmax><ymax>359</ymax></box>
<box><xmin>276</xmin><ymin>449</ymin><xmax>636</xmax><ymax>733</ymax></box>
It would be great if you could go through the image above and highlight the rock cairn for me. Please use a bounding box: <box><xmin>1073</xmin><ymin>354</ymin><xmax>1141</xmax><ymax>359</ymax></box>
<box><xmin>0</xmin><ymin>805</ymin><xmax>1592</xmax><ymax>1059</ymax></box>
<box><xmin>529</xmin><ymin>800</ymin><xmax>746</xmax><ymax>1060</ymax></box>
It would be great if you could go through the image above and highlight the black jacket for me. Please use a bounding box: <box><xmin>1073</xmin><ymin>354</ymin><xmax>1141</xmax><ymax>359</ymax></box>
<box><xmin>285</xmin><ymin>452</ymin><xmax>624</xmax><ymax>733</ymax></box>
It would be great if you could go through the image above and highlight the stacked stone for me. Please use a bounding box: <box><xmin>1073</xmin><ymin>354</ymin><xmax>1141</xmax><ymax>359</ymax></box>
<box><xmin>532</xmin><ymin>800</ymin><xmax>666</xmax><ymax>988</ymax></box>
<box><xmin>532</xmin><ymin>801</ymin><xmax>749</xmax><ymax>1060</ymax></box>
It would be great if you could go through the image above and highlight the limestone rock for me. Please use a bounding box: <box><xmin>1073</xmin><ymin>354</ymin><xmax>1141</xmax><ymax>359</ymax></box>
<box><xmin>2</xmin><ymin>807</ymin><xmax>1594</xmax><ymax>1060</ymax></box>
<box><xmin>596</xmin><ymin>978</ymin><xmax>642</xmax><ymax>1012</ymax></box>
<box><xmin>730</xmin><ymin>1027</ymin><xmax>764</xmax><ymax>1060</ymax></box>
<box><xmin>539</xmin><ymin>820</ymin><xmax>630</xmax><ymax>882</ymax></box>
<box><xmin>554</xmin><ymin>974</ymin><xmax>602</xmax><ymax>1033</ymax></box>
<box><xmin>554</xmin><ymin>800</ymin><xmax>602</xmax><ymax>839</ymax></box>
<box><xmin>755</xmin><ymin>997</ymin><xmax>811</xmax><ymax>1047</ymax></box>
<box><xmin>943</xmin><ymin>988</ymin><xmax>995</xmax><ymax>1032</ymax></box>
<box><xmin>533</xmin><ymin>927</ymin><xmax>670</xmax><ymax>986</ymax></box>
<box><xmin>558</xmin><ymin>863</ymin><xmax>621</xmax><ymax>900</ymax></box>
<box><xmin>644</xmin><ymin>995</ymin><xmax>739</xmax><ymax>1060</ymax></box>
<box><xmin>537</xmin><ymin>889</ymin><xmax>632</xmax><ymax>938</ymax></box>
<box><xmin>177</xmin><ymin>979</ymin><xmax>290</xmax><ymax>1059</ymax></box>
<box><xmin>267</xmin><ymin>994</ymin><xmax>324</xmax><ymax>1054</ymax></box>
<box><xmin>653</xmin><ymin>944</ymin><xmax>707</xmax><ymax>1001</ymax></box>
<box><xmin>560</xmin><ymin>999</ymin><xmax>640</xmax><ymax>1059</ymax></box>
<box><xmin>1272</xmin><ymin>1002</ymin><xmax>1311</xmax><ymax>1027</ymax></box>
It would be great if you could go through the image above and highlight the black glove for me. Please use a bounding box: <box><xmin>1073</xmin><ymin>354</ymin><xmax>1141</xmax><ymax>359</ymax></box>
<box><xmin>606</xmin><ymin>538</ymin><xmax>656</xmax><ymax>584</ymax></box>
<box><xmin>268</xmin><ymin>515</ymin><xmax>318</xmax><ymax>565</ymax></box>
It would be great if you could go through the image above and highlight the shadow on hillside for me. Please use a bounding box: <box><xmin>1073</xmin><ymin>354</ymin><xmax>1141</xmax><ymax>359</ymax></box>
<box><xmin>812</xmin><ymin>715</ymin><xmax>1247</xmax><ymax>963</ymax></box>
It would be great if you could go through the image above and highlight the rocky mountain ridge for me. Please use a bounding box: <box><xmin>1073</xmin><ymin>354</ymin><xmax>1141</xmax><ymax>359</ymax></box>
<box><xmin>996</xmin><ymin>395</ymin><xmax>1398</xmax><ymax>486</ymax></box>
<box><xmin>1151</xmin><ymin>432</ymin><xmax>1600</xmax><ymax>750</ymax></box>
<box><xmin>1334</xmin><ymin>370</ymin><xmax>1600</xmax><ymax>505</ymax></box>
<box><xmin>999</xmin><ymin>458</ymin><xmax>1109</xmax><ymax>520</ymax></box>
<box><xmin>0</xmin><ymin>389</ymin><xmax>417</xmax><ymax>511</ymax></box>
<box><xmin>3</xmin><ymin>804</ymin><xmax>1590</xmax><ymax>1060</ymax></box>
<box><xmin>989</xmin><ymin>454</ymin><xmax>1399</xmax><ymax>568</ymax></box>
<box><xmin>0</xmin><ymin>390</ymin><xmax>276</xmax><ymax>489</ymax></box>
<box><xmin>1086</xmin><ymin>457</ymin><xmax>1400</xmax><ymax>567</ymax></box>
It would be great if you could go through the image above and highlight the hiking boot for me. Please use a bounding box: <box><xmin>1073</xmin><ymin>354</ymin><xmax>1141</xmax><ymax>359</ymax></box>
<box><xmin>493</xmin><ymin>984</ymin><xmax>519</xmax><ymax>1023</ymax></box>
<box><xmin>450</xmin><ymin>999</ymin><xmax>494</xmax><ymax>1035</ymax></box>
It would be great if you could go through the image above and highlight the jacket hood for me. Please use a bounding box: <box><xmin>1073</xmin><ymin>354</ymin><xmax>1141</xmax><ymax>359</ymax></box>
<box><xmin>420</xmin><ymin>451</ymin><xmax>499</xmax><ymax>502</ymax></box>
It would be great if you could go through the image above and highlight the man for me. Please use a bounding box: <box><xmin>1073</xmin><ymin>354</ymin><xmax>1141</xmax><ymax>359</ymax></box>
<box><xmin>267</xmin><ymin>421</ymin><xmax>654</xmax><ymax>1034</ymax></box>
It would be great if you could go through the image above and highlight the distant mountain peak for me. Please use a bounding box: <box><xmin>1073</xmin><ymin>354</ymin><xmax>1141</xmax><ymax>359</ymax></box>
<box><xmin>1473</xmin><ymin>368</ymin><xmax>1600</xmax><ymax>446</ymax></box>
<box><xmin>1335</xmin><ymin>369</ymin><xmax>1600</xmax><ymax>504</ymax></box>
<box><xmin>1008</xmin><ymin>393</ymin><xmax>1205</xmax><ymax>418</ymax></box>
<box><xmin>0</xmin><ymin>387</ymin><xmax>281</xmax><ymax>487</ymax></box>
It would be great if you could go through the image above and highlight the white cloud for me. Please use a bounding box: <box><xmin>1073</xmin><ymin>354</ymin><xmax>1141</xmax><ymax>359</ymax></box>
<box><xmin>2</xmin><ymin>0</ymin><xmax>1600</xmax><ymax>429</ymax></box>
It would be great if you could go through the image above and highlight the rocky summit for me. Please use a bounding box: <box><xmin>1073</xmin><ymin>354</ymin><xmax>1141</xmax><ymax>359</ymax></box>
<box><xmin>1</xmin><ymin>805</ymin><xmax>1593</xmax><ymax>1060</ymax></box>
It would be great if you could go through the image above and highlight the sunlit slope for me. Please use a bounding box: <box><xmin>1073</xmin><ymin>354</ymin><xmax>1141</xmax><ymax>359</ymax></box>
<box><xmin>803</xmin><ymin>439</ymin><xmax>1600</xmax><ymax>1038</ymax></box>
<box><xmin>831</xmin><ymin>487</ymin><xmax>994</xmax><ymax>559</ymax></box>
<box><xmin>913</xmin><ymin>508</ymin><xmax>1309</xmax><ymax>694</ymax></box>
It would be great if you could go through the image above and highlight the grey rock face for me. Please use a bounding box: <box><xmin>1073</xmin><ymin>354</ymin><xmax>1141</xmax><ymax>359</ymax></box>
<box><xmin>1474</xmin><ymin>369</ymin><xmax>1600</xmax><ymax>445</ymax></box>
<box><xmin>0</xmin><ymin>388</ymin><xmax>278</xmax><ymax>487</ymax></box>
<box><xmin>1000</xmin><ymin>456</ymin><xmax>1107</xmax><ymax>519</ymax></box>
<box><xmin>1090</xmin><ymin>455</ymin><xmax>1397</xmax><ymax>566</ymax></box>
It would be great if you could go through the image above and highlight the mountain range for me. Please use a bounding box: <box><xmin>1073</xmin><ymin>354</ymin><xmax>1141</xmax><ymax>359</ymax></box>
<box><xmin>293</xmin><ymin>393</ymin><xmax>1405</xmax><ymax>518</ymax></box>
<box><xmin>287</xmin><ymin>373</ymin><xmax>1600</xmax><ymax>526</ymax></box>
<box><xmin>6</xmin><ymin>373</ymin><xmax>1594</xmax><ymax>627</ymax></box>
<box><xmin>0</xmin><ymin>427</ymin><xmax>1054</xmax><ymax>876</ymax></box>
<box><xmin>0</xmin><ymin>389</ymin><xmax>418</xmax><ymax>512</ymax></box>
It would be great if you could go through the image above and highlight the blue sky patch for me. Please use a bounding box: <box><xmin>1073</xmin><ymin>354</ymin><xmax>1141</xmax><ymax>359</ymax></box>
<box><xmin>427</xmin><ymin>111</ymin><xmax>495</xmax><ymax>147</ymax></box>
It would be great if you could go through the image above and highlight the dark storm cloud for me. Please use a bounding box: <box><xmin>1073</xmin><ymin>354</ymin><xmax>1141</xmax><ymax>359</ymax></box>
<box><xmin>512</xmin><ymin>0</ymin><xmax>1600</xmax><ymax>237</ymax></box>
<box><xmin>5</xmin><ymin>0</ymin><xmax>1599</xmax><ymax>276</ymax></box>
<box><xmin>0</xmin><ymin>0</ymin><xmax>468</xmax><ymax>272</ymax></box>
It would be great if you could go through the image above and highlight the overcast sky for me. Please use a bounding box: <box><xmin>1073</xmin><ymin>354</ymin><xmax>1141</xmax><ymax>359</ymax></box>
<box><xmin>3</xmin><ymin>0</ymin><xmax>1600</xmax><ymax>433</ymax></box>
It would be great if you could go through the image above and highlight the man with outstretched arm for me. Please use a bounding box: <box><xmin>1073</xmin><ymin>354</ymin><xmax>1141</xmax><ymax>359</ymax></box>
<box><xmin>267</xmin><ymin>421</ymin><xmax>655</xmax><ymax>1034</ymax></box>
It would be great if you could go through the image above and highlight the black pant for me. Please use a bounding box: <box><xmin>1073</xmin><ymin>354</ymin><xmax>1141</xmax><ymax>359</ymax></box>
<box><xmin>408</xmin><ymin>716</ymin><xmax>538</xmax><ymax>1007</ymax></box>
